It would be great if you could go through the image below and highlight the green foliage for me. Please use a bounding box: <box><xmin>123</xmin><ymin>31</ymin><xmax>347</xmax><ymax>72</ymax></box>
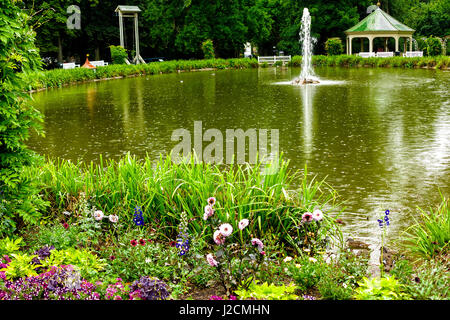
<box><xmin>402</xmin><ymin>194</ymin><xmax>449</xmax><ymax>259</ymax></box>
<box><xmin>392</xmin><ymin>259</ymin><xmax>449</xmax><ymax>300</ymax></box>
<box><xmin>235</xmin><ymin>281</ymin><xmax>298</xmax><ymax>300</ymax></box>
<box><xmin>0</xmin><ymin>253</ymin><xmax>41</xmax><ymax>279</ymax></box>
<box><xmin>325</xmin><ymin>38</ymin><xmax>344</xmax><ymax>56</ymax></box>
<box><xmin>40</xmin><ymin>247</ymin><xmax>106</xmax><ymax>281</ymax></box>
<box><xmin>286</xmin><ymin>256</ymin><xmax>328</xmax><ymax>292</ymax></box>
<box><xmin>0</xmin><ymin>0</ymin><xmax>48</xmax><ymax>236</ymax></box>
<box><xmin>354</xmin><ymin>276</ymin><xmax>411</xmax><ymax>300</ymax></box>
<box><xmin>102</xmin><ymin>229</ymin><xmax>192</xmax><ymax>284</ymax></box>
<box><xmin>201</xmin><ymin>39</ymin><xmax>215</xmax><ymax>59</ymax></box>
<box><xmin>0</xmin><ymin>237</ymin><xmax>24</xmax><ymax>256</ymax></box>
<box><xmin>109</xmin><ymin>45</ymin><xmax>128</xmax><ymax>64</ymax></box>
<box><xmin>426</xmin><ymin>36</ymin><xmax>443</xmax><ymax>56</ymax></box>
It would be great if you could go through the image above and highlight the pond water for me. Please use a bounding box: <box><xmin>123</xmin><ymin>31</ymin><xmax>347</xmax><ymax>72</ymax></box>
<box><xmin>29</xmin><ymin>67</ymin><xmax>450</xmax><ymax>244</ymax></box>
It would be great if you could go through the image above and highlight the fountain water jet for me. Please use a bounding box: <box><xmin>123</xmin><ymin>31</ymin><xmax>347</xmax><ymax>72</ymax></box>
<box><xmin>293</xmin><ymin>8</ymin><xmax>319</xmax><ymax>85</ymax></box>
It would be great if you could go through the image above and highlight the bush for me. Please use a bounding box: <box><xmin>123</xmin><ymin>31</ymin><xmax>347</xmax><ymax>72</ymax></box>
<box><xmin>354</xmin><ymin>276</ymin><xmax>411</xmax><ymax>300</ymax></box>
<box><xmin>202</xmin><ymin>39</ymin><xmax>215</xmax><ymax>59</ymax></box>
<box><xmin>109</xmin><ymin>45</ymin><xmax>128</xmax><ymax>64</ymax></box>
<box><xmin>325</xmin><ymin>38</ymin><xmax>344</xmax><ymax>56</ymax></box>
<box><xmin>426</xmin><ymin>36</ymin><xmax>443</xmax><ymax>56</ymax></box>
<box><xmin>0</xmin><ymin>0</ymin><xmax>48</xmax><ymax>236</ymax></box>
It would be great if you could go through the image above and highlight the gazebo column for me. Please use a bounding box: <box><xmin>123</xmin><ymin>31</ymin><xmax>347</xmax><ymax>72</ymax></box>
<box><xmin>349</xmin><ymin>36</ymin><xmax>353</xmax><ymax>55</ymax></box>
<box><xmin>394</xmin><ymin>36</ymin><xmax>399</xmax><ymax>52</ymax></box>
<box><xmin>369</xmin><ymin>36</ymin><xmax>374</xmax><ymax>53</ymax></box>
<box><xmin>409</xmin><ymin>36</ymin><xmax>413</xmax><ymax>51</ymax></box>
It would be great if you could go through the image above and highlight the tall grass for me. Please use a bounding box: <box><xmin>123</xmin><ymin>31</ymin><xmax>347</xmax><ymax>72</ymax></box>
<box><xmin>25</xmin><ymin>154</ymin><xmax>343</xmax><ymax>246</ymax></box>
<box><xmin>402</xmin><ymin>193</ymin><xmax>449</xmax><ymax>260</ymax></box>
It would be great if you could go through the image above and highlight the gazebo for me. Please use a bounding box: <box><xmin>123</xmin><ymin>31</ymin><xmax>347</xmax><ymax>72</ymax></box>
<box><xmin>345</xmin><ymin>3</ymin><xmax>415</xmax><ymax>55</ymax></box>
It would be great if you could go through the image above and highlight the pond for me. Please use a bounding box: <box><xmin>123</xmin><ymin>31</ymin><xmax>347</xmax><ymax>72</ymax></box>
<box><xmin>29</xmin><ymin>67</ymin><xmax>450</xmax><ymax>243</ymax></box>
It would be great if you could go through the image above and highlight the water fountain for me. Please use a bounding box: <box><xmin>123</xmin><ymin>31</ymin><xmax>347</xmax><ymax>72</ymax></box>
<box><xmin>293</xmin><ymin>8</ymin><xmax>320</xmax><ymax>85</ymax></box>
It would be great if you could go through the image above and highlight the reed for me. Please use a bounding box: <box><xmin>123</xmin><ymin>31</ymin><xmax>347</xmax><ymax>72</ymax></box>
<box><xmin>25</xmin><ymin>154</ymin><xmax>343</xmax><ymax>245</ymax></box>
<box><xmin>402</xmin><ymin>193</ymin><xmax>449</xmax><ymax>260</ymax></box>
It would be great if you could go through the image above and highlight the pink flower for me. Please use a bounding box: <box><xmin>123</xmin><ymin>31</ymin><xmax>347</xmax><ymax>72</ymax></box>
<box><xmin>206</xmin><ymin>253</ymin><xmax>218</xmax><ymax>267</ymax></box>
<box><xmin>219</xmin><ymin>223</ymin><xmax>233</xmax><ymax>237</ymax></box>
<box><xmin>207</xmin><ymin>197</ymin><xmax>216</xmax><ymax>206</ymax></box>
<box><xmin>114</xmin><ymin>295</ymin><xmax>123</xmax><ymax>300</ymax></box>
<box><xmin>204</xmin><ymin>205</ymin><xmax>214</xmax><ymax>219</ymax></box>
<box><xmin>238</xmin><ymin>219</ymin><xmax>249</xmax><ymax>230</ymax></box>
<box><xmin>251</xmin><ymin>238</ymin><xmax>264</xmax><ymax>251</ymax></box>
<box><xmin>260</xmin><ymin>251</ymin><xmax>266</xmax><ymax>255</ymax></box>
<box><xmin>312</xmin><ymin>209</ymin><xmax>323</xmax><ymax>221</ymax></box>
<box><xmin>302</xmin><ymin>212</ymin><xmax>313</xmax><ymax>223</ymax></box>
<box><xmin>214</xmin><ymin>230</ymin><xmax>226</xmax><ymax>245</ymax></box>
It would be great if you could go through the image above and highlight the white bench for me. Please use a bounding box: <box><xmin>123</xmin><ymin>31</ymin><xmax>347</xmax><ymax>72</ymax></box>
<box><xmin>358</xmin><ymin>52</ymin><xmax>376</xmax><ymax>58</ymax></box>
<box><xmin>376</xmin><ymin>52</ymin><xmax>394</xmax><ymax>58</ymax></box>
<box><xmin>257</xmin><ymin>55</ymin><xmax>291</xmax><ymax>65</ymax></box>
<box><xmin>403</xmin><ymin>51</ymin><xmax>423</xmax><ymax>57</ymax></box>
<box><xmin>62</xmin><ymin>62</ymin><xmax>80</xmax><ymax>69</ymax></box>
<box><xmin>90</xmin><ymin>60</ymin><xmax>109</xmax><ymax>67</ymax></box>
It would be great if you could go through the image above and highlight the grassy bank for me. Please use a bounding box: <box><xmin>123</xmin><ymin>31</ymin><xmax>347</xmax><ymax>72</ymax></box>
<box><xmin>290</xmin><ymin>54</ymin><xmax>450</xmax><ymax>69</ymax></box>
<box><xmin>24</xmin><ymin>55</ymin><xmax>449</xmax><ymax>92</ymax></box>
<box><xmin>24</xmin><ymin>58</ymin><xmax>259</xmax><ymax>91</ymax></box>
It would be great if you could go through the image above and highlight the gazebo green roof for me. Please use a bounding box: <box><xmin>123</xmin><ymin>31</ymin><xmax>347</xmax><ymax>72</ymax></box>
<box><xmin>345</xmin><ymin>8</ymin><xmax>414</xmax><ymax>33</ymax></box>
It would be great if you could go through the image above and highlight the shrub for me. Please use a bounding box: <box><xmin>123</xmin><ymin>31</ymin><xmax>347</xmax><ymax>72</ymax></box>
<box><xmin>392</xmin><ymin>259</ymin><xmax>449</xmax><ymax>300</ymax></box>
<box><xmin>109</xmin><ymin>45</ymin><xmax>128</xmax><ymax>64</ymax></box>
<box><xmin>234</xmin><ymin>281</ymin><xmax>298</xmax><ymax>300</ymax></box>
<box><xmin>129</xmin><ymin>276</ymin><xmax>170</xmax><ymax>300</ymax></box>
<box><xmin>201</xmin><ymin>39</ymin><xmax>215</xmax><ymax>59</ymax></box>
<box><xmin>426</xmin><ymin>36</ymin><xmax>443</xmax><ymax>56</ymax></box>
<box><xmin>325</xmin><ymin>38</ymin><xmax>344</xmax><ymax>56</ymax></box>
<box><xmin>0</xmin><ymin>0</ymin><xmax>48</xmax><ymax>236</ymax></box>
<box><xmin>0</xmin><ymin>265</ymin><xmax>99</xmax><ymax>300</ymax></box>
<box><xmin>354</xmin><ymin>276</ymin><xmax>411</xmax><ymax>300</ymax></box>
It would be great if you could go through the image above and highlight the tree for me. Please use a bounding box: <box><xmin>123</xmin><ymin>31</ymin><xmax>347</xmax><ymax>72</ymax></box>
<box><xmin>0</xmin><ymin>0</ymin><xmax>48</xmax><ymax>235</ymax></box>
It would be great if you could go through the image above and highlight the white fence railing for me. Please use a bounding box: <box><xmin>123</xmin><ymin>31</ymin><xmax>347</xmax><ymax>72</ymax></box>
<box><xmin>359</xmin><ymin>52</ymin><xmax>376</xmax><ymax>58</ymax></box>
<box><xmin>257</xmin><ymin>55</ymin><xmax>291</xmax><ymax>65</ymax></box>
<box><xmin>403</xmin><ymin>51</ymin><xmax>423</xmax><ymax>57</ymax></box>
<box><xmin>376</xmin><ymin>52</ymin><xmax>394</xmax><ymax>57</ymax></box>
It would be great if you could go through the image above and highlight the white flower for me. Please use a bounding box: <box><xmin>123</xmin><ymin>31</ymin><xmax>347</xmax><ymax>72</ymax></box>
<box><xmin>109</xmin><ymin>214</ymin><xmax>119</xmax><ymax>223</ymax></box>
<box><xmin>145</xmin><ymin>258</ymin><xmax>151</xmax><ymax>264</ymax></box>
<box><xmin>308</xmin><ymin>257</ymin><xmax>317</xmax><ymax>263</ymax></box>
<box><xmin>283</xmin><ymin>256</ymin><xmax>293</xmax><ymax>263</ymax></box>
<box><xmin>312</xmin><ymin>209</ymin><xmax>324</xmax><ymax>221</ymax></box>
<box><xmin>63</xmin><ymin>211</ymin><xmax>71</xmax><ymax>216</ymax></box>
<box><xmin>93</xmin><ymin>210</ymin><xmax>104</xmax><ymax>221</ymax></box>
<box><xmin>238</xmin><ymin>219</ymin><xmax>249</xmax><ymax>230</ymax></box>
<box><xmin>219</xmin><ymin>223</ymin><xmax>233</xmax><ymax>237</ymax></box>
